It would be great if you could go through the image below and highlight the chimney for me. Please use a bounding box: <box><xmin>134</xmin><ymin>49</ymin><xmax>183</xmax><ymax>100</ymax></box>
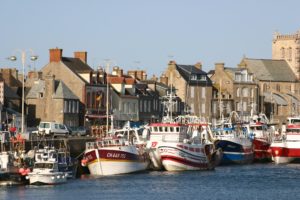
<box><xmin>74</xmin><ymin>51</ymin><xmax>87</xmax><ymax>63</ymax></box>
<box><xmin>112</xmin><ymin>66</ymin><xmax>119</xmax><ymax>76</ymax></box>
<box><xmin>160</xmin><ymin>74</ymin><xmax>168</xmax><ymax>85</ymax></box>
<box><xmin>168</xmin><ymin>60</ymin><xmax>177</xmax><ymax>71</ymax></box>
<box><xmin>195</xmin><ymin>62</ymin><xmax>202</xmax><ymax>70</ymax></box>
<box><xmin>136</xmin><ymin>70</ymin><xmax>144</xmax><ymax>80</ymax></box>
<box><xmin>49</xmin><ymin>48</ymin><xmax>62</xmax><ymax>63</ymax></box>
<box><xmin>128</xmin><ymin>71</ymin><xmax>137</xmax><ymax>79</ymax></box>
<box><xmin>117</xmin><ymin>69</ymin><xmax>123</xmax><ymax>77</ymax></box>
<box><xmin>151</xmin><ymin>74</ymin><xmax>158</xmax><ymax>81</ymax></box>
<box><xmin>215</xmin><ymin>63</ymin><xmax>225</xmax><ymax>73</ymax></box>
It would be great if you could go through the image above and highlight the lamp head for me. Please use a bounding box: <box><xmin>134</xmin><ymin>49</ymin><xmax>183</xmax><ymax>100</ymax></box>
<box><xmin>30</xmin><ymin>55</ymin><xmax>38</xmax><ymax>61</ymax></box>
<box><xmin>8</xmin><ymin>56</ymin><xmax>17</xmax><ymax>61</ymax></box>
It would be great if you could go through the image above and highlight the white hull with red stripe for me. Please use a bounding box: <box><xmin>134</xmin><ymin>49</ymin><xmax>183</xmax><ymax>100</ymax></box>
<box><xmin>83</xmin><ymin>143</ymin><xmax>149</xmax><ymax>176</ymax></box>
<box><xmin>159</xmin><ymin>143</ymin><xmax>215</xmax><ymax>171</ymax></box>
<box><xmin>270</xmin><ymin>141</ymin><xmax>300</xmax><ymax>164</ymax></box>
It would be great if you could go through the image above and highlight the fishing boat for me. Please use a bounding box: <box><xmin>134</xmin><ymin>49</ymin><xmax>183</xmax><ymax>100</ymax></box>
<box><xmin>245</xmin><ymin>113</ymin><xmax>275</xmax><ymax>162</ymax></box>
<box><xmin>26</xmin><ymin>146</ymin><xmax>70</xmax><ymax>185</ymax></box>
<box><xmin>148</xmin><ymin>118</ymin><xmax>221</xmax><ymax>171</ymax></box>
<box><xmin>82</xmin><ymin>124</ymin><xmax>149</xmax><ymax>176</ymax></box>
<box><xmin>0</xmin><ymin>131</ymin><xmax>30</xmax><ymax>186</ymax></box>
<box><xmin>270</xmin><ymin>116</ymin><xmax>300</xmax><ymax>164</ymax></box>
<box><xmin>146</xmin><ymin>90</ymin><xmax>220</xmax><ymax>171</ymax></box>
<box><xmin>213</xmin><ymin>112</ymin><xmax>253</xmax><ymax>164</ymax></box>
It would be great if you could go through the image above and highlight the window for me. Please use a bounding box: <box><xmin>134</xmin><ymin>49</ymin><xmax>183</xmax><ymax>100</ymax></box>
<box><xmin>132</xmin><ymin>103</ymin><xmax>136</xmax><ymax>113</ymax></box>
<box><xmin>200</xmin><ymin>75</ymin><xmax>206</xmax><ymax>81</ymax></box>
<box><xmin>190</xmin><ymin>75</ymin><xmax>197</xmax><ymax>80</ymax></box>
<box><xmin>263</xmin><ymin>84</ymin><xmax>268</xmax><ymax>92</ymax></box>
<box><xmin>281</xmin><ymin>47</ymin><xmax>285</xmax><ymax>59</ymax></box>
<box><xmin>87</xmin><ymin>92</ymin><xmax>91</xmax><ymax>108</ymax></box>
<box><xmin>242</xmin><ymin>88</ymin><xmax>249</xmax><ymax>97</ymax></box>
<box><xmin>251</xmin><ymin>88</ymin><xmax>255</xmax><ymax>98</ymax></box>
<box><xmin>69</xmin><ymin>100</ymin><xmax>72</xmax><ymax>113</ymax></box>
<box><xmin>92</xmin><ymin>92</ymin><xmax>95</xmax><ymax>108</ymax></box>
<box><xmin>288</xmin><ymin>47</ymin><xmax>292</xmax><ymax>61</ymax></box>
<box><xmin>148</xmin><ymin>100</ymin><xmax>151</xmax><ymax>112</ymax></box>
<box><xmin>226</xmin><ymin>102</ymin><xmax>231</xmax><ymax>113</ymax></box>
<box><xmin>64</xmin><ymin>101</ymin><xmax>68</xmax><ymax>113</ymax></box>
<box><xmin>213</xmin><ymin>102</ymin><xmax>217</xmax><ymax>114</ymax></box>
<box><xmin>72</xmin><ymin>101</ymin><xmax>76</xmax><ymax>113</ymax></box>
<box><xmin>202</xmin><ymin>87</ymin><xmax>206</xmax><ymax>98</ymax></box>
<box><xmin>144</xmin><ymin>100</ymin><xmax>147</xmax><ymax>112</ymax></box>
<box><xmin>190</xmin><ymin>86</ymin><xmax>194</xmax><ymax>98</ymax></box>
<box><xmin>276</xmin><ymin>84</ymin><xmax>280</xmax><ymax>92</ymax></box>
<box><xmin>76</xmin><ymin>101</ymin><xmax>79</xmax><ymax>113</ymax></box>
<box><xmin>140</xmin><ymin>100</ymin><xmax>143</xmax><ymax>112</ymax></box>
<box><xmin>201</xmin><ymin>103</ymin><xmax>205</xmax><ymax>114</ymax></box>
<box><xmin>243</xmin><ymin>101</ymin><xmax>247</xmax><ymax>111</ymax></box>
<box><xmin>190</xmin><ymin>103</ymin><xmax>194</xmax><ymax>113</ymax></box>
<box><xmin>235</xmin><ymin>74</ymin><xmax>241</xmax><ymax>82</ymax></box>
<box><xmin>237</xmin><ymin>88</ymin><xmax>240</xmax><ymax>97</ymax></box>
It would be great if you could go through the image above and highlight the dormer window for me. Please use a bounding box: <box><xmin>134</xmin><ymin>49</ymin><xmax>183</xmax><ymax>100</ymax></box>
<box><xmin>190</xmin><ymin>75</ymin><xmax>197</xmax><ymax>80</ymax></box>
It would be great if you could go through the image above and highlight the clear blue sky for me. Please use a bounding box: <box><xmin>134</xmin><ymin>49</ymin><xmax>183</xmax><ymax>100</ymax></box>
<box><xmin>1</xmin><ymin>0</ymin><xmax>300</xmax><ymax>77</ymax></box>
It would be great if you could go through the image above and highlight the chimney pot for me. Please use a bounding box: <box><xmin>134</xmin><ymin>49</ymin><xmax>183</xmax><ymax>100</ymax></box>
<box><xmin>74</xmin><ymin>51</ymin><xmax>87</xmax><ymax>63</ymax></box>
<box><xmin>49</xmin><ymin>48</ymin><xmax>63</xmax><ymax>63</ymax></box>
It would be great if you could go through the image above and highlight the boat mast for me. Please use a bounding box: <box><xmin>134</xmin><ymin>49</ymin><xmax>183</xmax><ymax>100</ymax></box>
<box><xmin>105</xmin><ymin>61</ymin><xmax>110</xmax><ymax>135</ymax></box>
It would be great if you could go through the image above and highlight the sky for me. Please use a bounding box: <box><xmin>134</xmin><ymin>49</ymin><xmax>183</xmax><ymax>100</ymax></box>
<box><xmin>1</xmin><ymin>0</ymin><xmax>300</xmax><ymax>77</ymax></box>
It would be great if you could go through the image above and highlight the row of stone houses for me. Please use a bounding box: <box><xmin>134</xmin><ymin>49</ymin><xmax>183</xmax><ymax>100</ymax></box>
<box><xmin>1</xmin><ymin>30</ymin><xmax>300</xmax><ymax>130</ymax></box>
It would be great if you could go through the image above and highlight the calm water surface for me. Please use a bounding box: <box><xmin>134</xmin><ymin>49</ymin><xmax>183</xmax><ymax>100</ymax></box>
<box><xmin>1</xmin><ymin>163</ymin><xmax>300</xmax><ymax>200</ymax></box>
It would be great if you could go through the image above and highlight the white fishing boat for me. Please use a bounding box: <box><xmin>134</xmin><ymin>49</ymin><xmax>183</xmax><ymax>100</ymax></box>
<box><xmin>27</xmin><ymin>146</ymin><xmax>68</xmax><ymax>185</ymax></box>
<box><xmin>270</xmin><ymin>116</ymin><xmax>300</xmax><ymax>164</ymax></box>
<box><xmin>82</xmin><ymin>125</ymin><xmax>149</xmax><ymax>176</ymax></box>
<box><xmin>146</xmin><ymin>90</ymin><xmax>220</xmax><ymax>171</ymax></box>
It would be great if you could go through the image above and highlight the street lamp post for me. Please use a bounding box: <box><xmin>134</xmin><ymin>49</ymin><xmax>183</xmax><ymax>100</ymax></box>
<box><xmin>9</xmin><ymin>50</ymin><xmax>38</xmax><ymax>133</ymax></box>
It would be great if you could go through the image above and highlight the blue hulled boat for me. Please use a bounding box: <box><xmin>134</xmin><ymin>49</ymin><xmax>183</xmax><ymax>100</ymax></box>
<box><xmin>213</xmin><ymin>124</ymin><xmax>253</xmax><ymax>165</ymax></box>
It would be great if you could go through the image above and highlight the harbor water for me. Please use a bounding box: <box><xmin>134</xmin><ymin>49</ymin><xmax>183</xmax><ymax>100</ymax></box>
<box><xmin>1</xmin><ymin>163</ymin><xmax>300</xmax><ymax>200</ymax></box>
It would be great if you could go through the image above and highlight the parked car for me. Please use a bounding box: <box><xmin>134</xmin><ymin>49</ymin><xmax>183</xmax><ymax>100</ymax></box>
<box><xmin>38</xmin><ymin>122</ymin><xmax>70</xmax><ymax>137</ymax></box>
<box><xmin>69</xmin><ymin>126</ymin><xmax>87</xmax><ymax>136</ymax></box>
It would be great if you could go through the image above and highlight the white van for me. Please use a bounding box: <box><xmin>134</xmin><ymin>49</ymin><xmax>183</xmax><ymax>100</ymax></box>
<box><xmin>38</xmin><ymin>122</ymin><xmax>69</xmax><ymax>137</ymax></box>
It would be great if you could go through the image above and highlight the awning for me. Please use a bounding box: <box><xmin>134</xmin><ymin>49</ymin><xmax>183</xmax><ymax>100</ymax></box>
<box><xmin>285</xmin><ymin>93</ymin><xmax>299</xmax><ymax>105</ymax></box>
<box><xmin>263</xmin><ymin>92</ymin><xmax>287</xmax><ymax>106</ymax></box>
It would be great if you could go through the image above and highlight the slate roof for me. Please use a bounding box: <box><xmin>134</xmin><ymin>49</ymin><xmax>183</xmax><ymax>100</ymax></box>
<box><xmin>4</xmin><ymin>84</ymin><xmax>20</xmax><ymax>99</ymax></box>
<box><xmin>62</xmin><ymin>57</ymin><xmax>93</xmax><ymax>73</ymax></box>
<box><xmin>176</xmin><ymin>64</ymin><xmax>212</xmax><ymax>86</ymax></box>
<box><xmin>26</xmin><ymin>79</ymin><xmax>78</xmax><ymax>100</ymax></box>
<box><xmin>242</xmin><ymin>58</ymin><xmax>297</xmax><ymax>82</ymax></box>
<box><xmin>53</xmin><ymin>81</ymin><xmax>78</xmax><ymax>99</ymax></box>
<box><xmin>26</xmin><ymin>80</ymin><xmax>45</xmax><ymax>99</ymax></box>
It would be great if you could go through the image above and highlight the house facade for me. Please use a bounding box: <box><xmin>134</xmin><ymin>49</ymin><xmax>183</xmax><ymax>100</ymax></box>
<box><xmin>163</xmin><ymin>61</ymin><xmax>212</xmax><ymax>120</ymax></box>
<box><xmin>26</xmin><ymin>75</ymin><xmax>80</xmax><ymax>127</ymax></box>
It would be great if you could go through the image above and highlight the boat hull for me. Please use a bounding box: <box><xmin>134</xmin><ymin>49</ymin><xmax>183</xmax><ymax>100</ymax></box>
<box><xmin>84</xmin><ymin>146</ymin><xmax>149</xmax><ymax>176</ymax></box>
<box><xmin>28</xmin><ymin>172</ymin><xmax>67</xmax><ymax>185</ymax></box>
<box><xmin>253</xmin><ymin>138</ymin><xmax>272</xmax><ymax>162</ymax></box>
<box><xmin>158</xmin><ymin>144</ymin><xmax>214</xmax><ymax>171</ymax></box>
<box><xmin>216</xmin><ymin>138</ymin><xmax>253</xmax><ymax>164</ymax></box>
<box><xmin>270</xmin><ymin>141</ymin><xmax>300</xmax><ymax>164</ymax></box>
<box><xmin>0</xmin><ymin>172</ymin><xmax>28</xmax><ymax>186</ymax></box>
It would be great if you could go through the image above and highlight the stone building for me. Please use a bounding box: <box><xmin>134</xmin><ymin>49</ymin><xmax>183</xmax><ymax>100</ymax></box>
<box><xmin>239</xmin><ymin>58</ymin><xmax>300</xmax><ymax>123</ymax></box>
<box><xmin>107</xmin><ymin>67</ymin><xmax>139</xmax><ymax>127</ymax></box>
<box><xmin>272</xmin><ymin>30</ymin><xmax>300</xmax><ymax>79</ymax></box>
<box><xmin>40</xmin><ymin>48</ymin><xmax>106</xmax><ymax>125</ymax></box>
<box><xmin>163</xmin><ymin>61</ymin><xmax>212</xmax><ymax>120</ymax></box>
<box><xmin>26</xmin><ymin>75</ymin><xmax>80</xmax><ymax>127</ymax></box>
<box><xmin>209</xmin><ymin>63</ymin><xmax>257</xmax><ymax>122</ymax></box>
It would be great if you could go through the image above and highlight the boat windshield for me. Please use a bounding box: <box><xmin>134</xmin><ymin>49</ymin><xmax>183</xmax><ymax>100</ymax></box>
<box><xmin>290</xmin><ymin>119</ymin><xmax>300</xmax><ymax>125</ymax></box>
<box><xmin>34</xmin><ymin>163</ymin><xmax>54</xmax><ymax>169</ymax></box>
